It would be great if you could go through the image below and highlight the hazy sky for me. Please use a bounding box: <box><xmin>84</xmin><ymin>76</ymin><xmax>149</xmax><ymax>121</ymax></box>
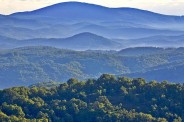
<box><xmin>1</xmin><ymin>0</ymin><xmax>184</xmax><ymax>15</ymax></box>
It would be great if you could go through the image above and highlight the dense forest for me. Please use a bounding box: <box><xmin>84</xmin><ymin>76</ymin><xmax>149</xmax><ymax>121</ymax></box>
<box><xmin>0</xmin><ymin>74</ymin><xmax>183</xmax><ymax>122</ymax></box>
<box><xmin>1</xmin><ymin>46</ymin><xmax>184</xmax><ymax>89</ymax></box>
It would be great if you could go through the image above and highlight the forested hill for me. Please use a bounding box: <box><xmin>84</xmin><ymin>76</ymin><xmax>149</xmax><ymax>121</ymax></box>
<box><xmin>1</xmin><ymin>46</ymin><xmax>184</xmax><ymax>89</ymax></box>
<box><xmin>0</xmin><ymin>74</ymin><xmax>183</xmax><ymax>122</ymax></box>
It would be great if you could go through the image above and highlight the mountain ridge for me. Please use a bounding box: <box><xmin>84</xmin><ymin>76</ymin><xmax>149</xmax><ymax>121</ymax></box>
<box><xmin>10</xmin><ymin>2</ymin><xmax>183</xmax><ymax>17</ymax></box>
<box><xmin>10</xmin><ymin>2</ymin><xmax>184</xmax><ymax>24</ymax></box>
<box><xmin>3</xmin><ymin>32</ymin><xmax>121</xmax><ymax>50</ymax></box>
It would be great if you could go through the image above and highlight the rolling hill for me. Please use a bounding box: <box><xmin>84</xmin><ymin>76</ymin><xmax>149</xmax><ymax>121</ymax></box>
<box><xmin>2</xmin><ymin>33</ymin><xmax>184</xmax><ymax>50</ymax></box>
<box><xmin>0</xmin><ymin>32</ymin><xmax>121</xmax><ymax>50</ymax></box>
<box><xmin>0</xmin><ymin>46</ymin><xmax>184</xmax><ymax>89</ymax></box>
<box><xmin>125</xmin><ymin>63</ymin><xmax>184</xmax><ymax>82</ymax></box>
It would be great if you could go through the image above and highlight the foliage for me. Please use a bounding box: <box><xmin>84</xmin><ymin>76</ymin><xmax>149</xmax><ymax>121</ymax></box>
<box><xmin>0</xmin><ymin>74</ymin><xmax>183</xmax><ymax>122</ymax></box>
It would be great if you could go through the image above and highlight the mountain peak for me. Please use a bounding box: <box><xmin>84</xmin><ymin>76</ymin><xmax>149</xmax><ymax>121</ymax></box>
<box><xmin>11</xmin><ymin>2</ymin><xmax>109</xmax><ymax>17</ymax></box>
<box><xmin>72</xmin><ymin>32</ymin><xmax>103</xmax><ymax>37</ymax></box>
<box><xmin>67</xmin><ymin>32</ymin><xmax>109</xmax><ymax>41</ymax></box>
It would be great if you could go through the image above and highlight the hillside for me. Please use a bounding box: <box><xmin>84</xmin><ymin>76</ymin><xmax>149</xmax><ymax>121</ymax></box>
<box><xmin>118</xmin><ymin>47</ymin><xmax>164</xmax><ymax>56</ymax></box>
<box><xmin>0</xmin><ymin>46</ymin><xmax>184</xmax><ymax>89</ymax></box>
<box><xmin>0</xmin><ymin>46</ymin><xmax>127</xmax><ymax>88</ymax></box>
<box><xmin>125</xmin><ymin>63</ymin><xmax>184</xmax><ymax>82</ymax></box>
<box><xmin>0</xmin><ymin>74</ymin><xmax>183</xmax><ymax>121</ymax></box>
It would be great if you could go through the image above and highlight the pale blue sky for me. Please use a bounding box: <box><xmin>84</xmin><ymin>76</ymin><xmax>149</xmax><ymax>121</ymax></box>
<box><xmin>0</xmin><ymin>0</ymin><xmax>184</xmax><ymax>15</ymax></box>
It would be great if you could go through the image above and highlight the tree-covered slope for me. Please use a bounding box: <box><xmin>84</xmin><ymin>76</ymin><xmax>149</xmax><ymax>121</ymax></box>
<box><xmin>1</xmin><ymin>46</ymin><xmax>184</xmax><ymax>89</ymax></box>
<box><xmin>0</xmin><ymin>46</ymin><xmax>127</xmax><ymax>88</ymax></box>
<box><xmin>0</xmin><ymin>74</ymin><xmax>183</xmax><ymax>122</ymax></box>
<box><xmin>125</xmin><ymin>63</ymin><xmax>184</xmax><ymax>82</ymax></box>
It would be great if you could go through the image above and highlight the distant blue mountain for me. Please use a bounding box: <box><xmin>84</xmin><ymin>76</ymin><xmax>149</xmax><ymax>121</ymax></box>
<box><xmin>28</xmin><ymin>32</ymin><xmax>121</xmax><ymax>50</ymax></box>
<box><xmin>116</xmin><ymin>34</ymin><xmax>184</xmax><ymax>48</ymax></box>
<box><xmin>11</xmin><ymin>2</ymin><xmax>184</xmax><ymax>24</ymax></box>
<box><xmin>0</xmin><ymin>32</ymin><xmax>121</xmax><ymax>50</ymax></box>
<box><xmin>2</xmin><ymin>32</ymin><xmax>184</xmax><ymax>50</ymax></box>
<box><xmin>0</xmin><ymin>2</ymin><xmax>184</xmax><ymax>48</ymax></box>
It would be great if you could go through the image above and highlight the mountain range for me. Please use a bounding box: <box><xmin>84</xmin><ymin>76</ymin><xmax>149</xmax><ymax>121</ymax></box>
<box><xmin>0</xmin><ymin>2</ymin><xmax>184</xmax><ymax>50</ymax></box>
<box><xmin>1</xmin><ymin>32</ymin><xmax>184</xmax><ymax>50</ymax></box>
<box><xmin>1</xmin><ymin>2</ymin><xmax>184</xmax><ymax>88</ymax></box>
